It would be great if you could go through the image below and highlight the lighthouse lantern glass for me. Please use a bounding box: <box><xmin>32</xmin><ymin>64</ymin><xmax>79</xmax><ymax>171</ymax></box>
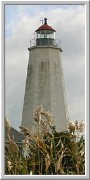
<box><xmin>36</xmin><ymin>30</ymin><xmax>55</xmax><ymax>39</ymax></box>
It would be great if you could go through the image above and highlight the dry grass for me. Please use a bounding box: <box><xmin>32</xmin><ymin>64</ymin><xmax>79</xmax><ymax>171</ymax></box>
<box><xmin>5</xmin><ymin>105</ymin><xmax>85</xmax><ymax>175</ymax></box>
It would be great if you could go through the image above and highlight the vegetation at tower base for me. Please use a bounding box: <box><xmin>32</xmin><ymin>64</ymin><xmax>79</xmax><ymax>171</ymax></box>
<box><xmin>5</xmin><ymin>105</ymin><xmax>85</xmax><ymax>175</ymax></box>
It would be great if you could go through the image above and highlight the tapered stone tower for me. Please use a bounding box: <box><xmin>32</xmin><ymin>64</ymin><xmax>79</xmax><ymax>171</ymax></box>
<box><xmin>21</xmin><ymin>18</ymin><xmax>67</xmax><ymax>132</ymax></box>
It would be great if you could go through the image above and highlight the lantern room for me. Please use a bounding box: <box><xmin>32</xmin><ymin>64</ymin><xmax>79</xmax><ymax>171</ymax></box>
<box><xmin>35</xmin><ymin>18</ymin><xmax>56</xmax><ymax>46</ymax></box>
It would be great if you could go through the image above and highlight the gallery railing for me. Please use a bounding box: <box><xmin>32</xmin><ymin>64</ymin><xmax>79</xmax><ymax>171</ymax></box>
<box><xmin>29</xmin><ymin>38</ymin><xmax>61</xmax><ymax>48</ymax></box>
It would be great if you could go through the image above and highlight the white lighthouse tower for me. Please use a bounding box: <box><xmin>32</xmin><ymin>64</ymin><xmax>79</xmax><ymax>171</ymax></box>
<box><xmin>21</xmin><ymin>18</ymin><xmax>67</xmax><ymax>132</ymax></box>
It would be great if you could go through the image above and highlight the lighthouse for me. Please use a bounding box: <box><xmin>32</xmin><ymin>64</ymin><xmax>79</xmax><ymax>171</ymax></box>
<box><xmin>21</xmin><ymin>18</ymin><xmax>67</xmax><ymax>132</ymax></box>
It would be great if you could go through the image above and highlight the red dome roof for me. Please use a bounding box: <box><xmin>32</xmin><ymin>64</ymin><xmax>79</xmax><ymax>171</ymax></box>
<box><xmin>35</xmin><ymin>18</ymin><xmax>56</xmax><ymax>32</ymax></box>
<box><xmin>35</xmin><ymin>24</ymin><xmax>56</xmax><ymax>32</ymax></box>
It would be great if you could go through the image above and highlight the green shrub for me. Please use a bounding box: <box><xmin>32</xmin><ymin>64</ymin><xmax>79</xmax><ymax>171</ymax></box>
<box><xmin>5</xmin><ymin>105</ymin><xmax>85</xmax><ymax>175</ymax></box>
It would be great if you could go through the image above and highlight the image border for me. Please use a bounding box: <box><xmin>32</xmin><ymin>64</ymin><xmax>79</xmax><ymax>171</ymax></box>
<box><xmin>1</xmin><ymin>0</ymin><xmax>89</xmax><ymax>179</ymax></box>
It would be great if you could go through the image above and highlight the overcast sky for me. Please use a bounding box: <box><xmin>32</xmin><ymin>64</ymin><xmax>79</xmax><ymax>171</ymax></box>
<box><xmin>5</xmin><ymin>4</ymin><xmax>85</xmax><ymax>130</ymax></box>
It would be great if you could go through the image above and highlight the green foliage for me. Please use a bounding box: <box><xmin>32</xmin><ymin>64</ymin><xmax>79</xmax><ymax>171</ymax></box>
<box><xmin>5</xmin><ymin>106</ymin><xmax>85</xmax><ymax>175</ymax></box>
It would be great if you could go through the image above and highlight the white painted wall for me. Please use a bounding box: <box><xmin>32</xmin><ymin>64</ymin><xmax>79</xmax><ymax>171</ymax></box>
<box><xmin>21</xmin><ymin>46</ymin><xmax>67</xmax><ymax>132</ymax></box>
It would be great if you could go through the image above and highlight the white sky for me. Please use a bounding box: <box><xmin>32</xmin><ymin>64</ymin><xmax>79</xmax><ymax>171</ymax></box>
<box><xmin>5</xmin><ymin>4</ymin><xmax>85</xmax><ymax>130</ymax></box>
